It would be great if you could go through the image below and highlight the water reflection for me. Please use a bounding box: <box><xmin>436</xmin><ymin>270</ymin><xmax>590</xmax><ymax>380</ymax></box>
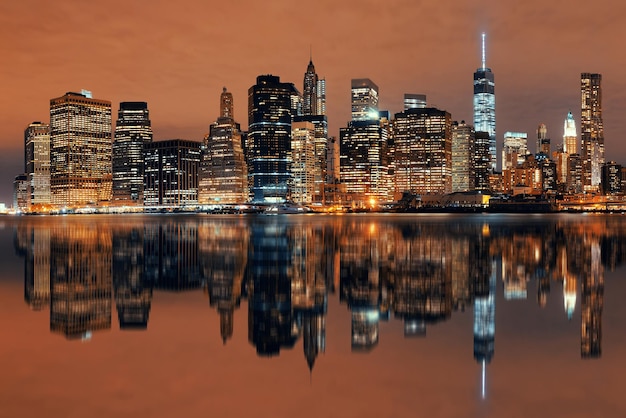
<box><xmin>14</xmin><ymin>214</ymin><xmax>626</xmax><ymax>366</ymax></box>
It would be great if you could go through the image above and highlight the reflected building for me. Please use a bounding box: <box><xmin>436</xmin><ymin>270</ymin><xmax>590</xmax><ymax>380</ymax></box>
<box><xmin>290</xmin><ymin>224</ymin><xmax>328</xmax><ymax>370</ymax></box>
<box><xmin>390</xmin><ymin>223</ymin><xmax>454</xmax><ymax>337</ymax></box>
<box><xmin>113</xmin><ymin>226</ymin><xmax>153</xmax><ymax>329</ymax></box>
<box><xmin>473</xmin><ymin>226</ymin><xmax>495</xmax><ymax>399</ymax></box>
<box><xmin>49</xmin><ymin>224</ymin><xmax>112</xmax><ymax>339</ymax></box>
<box><xmin>200</xmin><ymin>219</ymin><xmax>249</xmax><ymax>344</ymax></box>
<box><xmin>23</xmin><ymin>224</ymin><xmax>51</xmax><ymax>310</ymax></box>
<box><xmin>581</xmin><ymin>240</ymin><xmax>603</xmax><ymax>358</ymax></box>
<box><xmin>144</xmin><ymin>222</ymin><xmax>201</xmax><ymax>291</ymax></box>
<box><xmin>246</xmin><ymin>218</ymin><xmax>298</xmax><ymax>356</ymax></box>
<box><xmin>340</xmin><ymin>222</ymin><xmax>382</xmax><ymax>351</ymax></box>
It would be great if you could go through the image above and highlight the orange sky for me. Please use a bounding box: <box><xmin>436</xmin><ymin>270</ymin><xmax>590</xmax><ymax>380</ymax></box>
<box><xmin>1</xmin><ymin>0</ymin><xmax>625</xmax><ymax>204</ymax></box>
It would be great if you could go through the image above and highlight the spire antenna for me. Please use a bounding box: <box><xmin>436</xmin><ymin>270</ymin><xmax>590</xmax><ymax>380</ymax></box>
<box><xmin>481</xmin><ymin>33</ymin><xmax>486</xmax><ymax>70</ymax></box>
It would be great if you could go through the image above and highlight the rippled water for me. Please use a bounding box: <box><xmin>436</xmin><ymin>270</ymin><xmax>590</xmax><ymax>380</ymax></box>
<box><xmin>1</xmin><ymin>213</ymin><xmax>625</xmax><ymax>418</ymax></box>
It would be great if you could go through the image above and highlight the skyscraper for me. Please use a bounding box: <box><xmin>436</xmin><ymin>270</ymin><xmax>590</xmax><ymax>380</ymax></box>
<box><xmin>563</xmin><ymin>111</ymin><xmax>577</xmax><ymax>155</ymax></box>
<box><xmin>49</xmin><ymin>91</ymin><xmax>112</xmax><ymax>207</ymax></box>
<box><xmin>24</xmin><ymin>121</ymin><xmax>51</xmax><ymax>207</ymax></box>
<box><xmin>351</xmin><ymin>78</ymin><xmax>379</xmax><ymax>121</ymax></box>
<box><xmin>536</xmin><ymin>123</ymin><xmax>550</xmax><ymax>156</ymax></box>
<box><xmin>299</xmin><ymin>58</ymin><xmax>329</xmax><ymax>203</ymax></box>
<box><xmin>502</xmin><ymin>132</ymin><xmax>528</xmax><ymax>171</ymax></box>
<box><xmin>248</xmin><ymin>75</ymin><xmax>300</xmax><ymax>203</ymax></box>
<box><xmin>290</xmin><ymin>121</ymin><xmax>316</xmax><ymax>204</ymax></box>
<box><xmin>393</xmin><ymin>107</ymin><xmax>452</xmax><ymax>195</ymax></box>
<box><xmin>198</xmin><ymin>88</ymin><xmax>248</xmax><ymax>204</ymax></box>
<box><xmin>143</xmin><ymin>139</ymin><xmax>201</xmax><ymax>207</ymax></box>
<box><xmin>403</xmin><ymin>94</ymin><xmax>427</xmax><ymax>110</ymax></box>
<box><xmin>112</xmin><ymin>102</ymin><xmax>153</xmax><ymax>205</ymax></box>
<box><xmin>303</xmin><ymin>58</ymin><xmax>319</xmax><ymax>116</ymax></box>
<box><xmin>473</xmin><ymin>34</ymin><xmax>496</xmax><ymax>172</ymax></box>
<box><xmin>451</xmin><ymin>121</ymin><xmax>475</xmax><ymax>193</ymax></box>
<box><xmin>581</xmin><ymin>73</ymin><xmax>604</xmax><ymax>192</ymax></box>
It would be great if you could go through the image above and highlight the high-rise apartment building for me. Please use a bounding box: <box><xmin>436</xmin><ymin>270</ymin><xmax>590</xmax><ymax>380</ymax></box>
<box><xmin>199</xmin><ymin>88</ymin><xmax>248</xmax><ymax>204</ymax></box>
<box><xmin>24</xmin><ymin>121</ymin><xmax>51</xmax><ymax>207</ymax></box>
<box><xmin>393</xmin><ymin>107</ymin><xmax>452</xmax><ymax>195</ymax></box>
<box><xmin>351</xmin><ymin>78</ymin><xmax>379</xmax><ymax>121</ymax></box>
<box><xmin>451</xmin><ymin>121</ymin><xmax>475</xmax><ymax>193</ymax></box>
<box><xmin>247</xmin><ymin>75</ymin><xmax>299</xmax><ymax>203</ymax></box>
<box><xmin>49</xmin><ymin>91</ymin><xmax>112</xmax><ymax>206</ymax></box>
<box><xmin>581</xmin><ymin>73</ymin><xmax>604</xmax><ymax>192</ymax></box>
<box><xmin>473</xmin><ymin>34</ymin><xmax>496</xmax><ymax>172</ymax></box>
<box><xmin>144</xmin><ymin>139</ymin><xmax>201</xmax><ymax>207</ymax></box>
<box><xmin>112</xmin><ymin>102</ymin><xmax>152</xmax><ymax>205</ymax></box>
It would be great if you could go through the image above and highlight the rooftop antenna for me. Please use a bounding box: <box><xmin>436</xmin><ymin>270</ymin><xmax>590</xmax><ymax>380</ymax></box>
<box><xmin>481</xmin><ymin>33</ymin><xmax>486</xmax><ymax>70</ymax></box>
<box><xmin>310</xmin><ymin>44</ymin><xmax>313</xmax><ymax>63</ymax></box>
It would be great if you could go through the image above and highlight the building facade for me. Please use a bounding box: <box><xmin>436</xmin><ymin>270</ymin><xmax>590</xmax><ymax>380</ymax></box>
<box><xmin>24</xmin><ymin>121</ymin><xmax>51</xmax><ymax>208</ymax></box>
<box><xmin>581</xmin><ymin>73</ymin><xmax>604</xmax><ymax>192</ymax></box>
<box><xmin>393</xmin><ymin>107</ymin><xmax>452</xmax><ymax>195</ymax></box>
<box><xmin>198</xmin><ymin>88</ymin><xmax>248</xmax><ymax>204</ymax></box>
<box><xmin>451</xmin><ymin>121</ymin><xmax>475</xmax><ymax>193</ymax></box>
<box><xmin>49</xmin><ymin>91</ymin><xmax>112</xmax><ymax>207</ymax></box>
<box><xmin>247</xmin><ymin>75</ymin><xmax>299</xmax><ymax>203</ymax></box>
<box><xmin>112</xmin><ymin>102</ymin><xmax>153</xmax><ymax>205</ymax></box>
<box><xmin>290</xmin><ymin>121</ymin><xmax>316</xmax><ymax>204</ymax></box>
<box><xmin>473</xmin><ymin>34</ymin><xmax>496</xmax><ymax>173</ymax></box>
<box><xmin>144</xmin><ymin>139</ymin><xmax>201</xmax><ymax>207</ymax></box>
<box><xmin>502</xmin><ymin>132</ymin><xmax>529</xmax><ymax>171</ymax></box>
<box><xmin>351</xmin><ymin>79</ymin><xmax>379</xmax><ymax>121</ymax></box>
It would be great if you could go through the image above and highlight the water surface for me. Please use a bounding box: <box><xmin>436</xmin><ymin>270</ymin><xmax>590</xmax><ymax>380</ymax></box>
<box><xmin>1</xmin><ymin>213</ymin><xmax>625</xmax><ymax>418</ymax></box>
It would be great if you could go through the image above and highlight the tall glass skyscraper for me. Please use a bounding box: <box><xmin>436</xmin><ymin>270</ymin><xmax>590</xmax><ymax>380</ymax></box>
<box><xmin>248</xmin><ymin>75</ymin><xmax>300</xmax><ymax>203</ymax></box>
<box><xmin>112</xmin><ymin>102</ymin><xmax>153</xmax><ymax>205</ymax></box>
<box><xmin>581</xmin><ymin>73</ymin><xmax>604</xmax><ymax>192</ymax></box>
<box><xmin>473</xmin><ymin>33</ymin><xmax>496</xmax><ymax>172</ymax></box>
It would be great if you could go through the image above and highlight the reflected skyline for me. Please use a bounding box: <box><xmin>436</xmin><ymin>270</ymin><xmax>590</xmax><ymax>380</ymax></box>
<box><xmin>14</xmin><ymin>214</ymin><xmax>626</xmax><ymax>369</ymax></box>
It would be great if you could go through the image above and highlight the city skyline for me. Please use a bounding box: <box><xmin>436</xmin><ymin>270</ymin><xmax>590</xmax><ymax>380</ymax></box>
<box><xmin>1</xmin><ymin>0</ymin><xmax>624</xmax><ymax>204</ymax></box>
